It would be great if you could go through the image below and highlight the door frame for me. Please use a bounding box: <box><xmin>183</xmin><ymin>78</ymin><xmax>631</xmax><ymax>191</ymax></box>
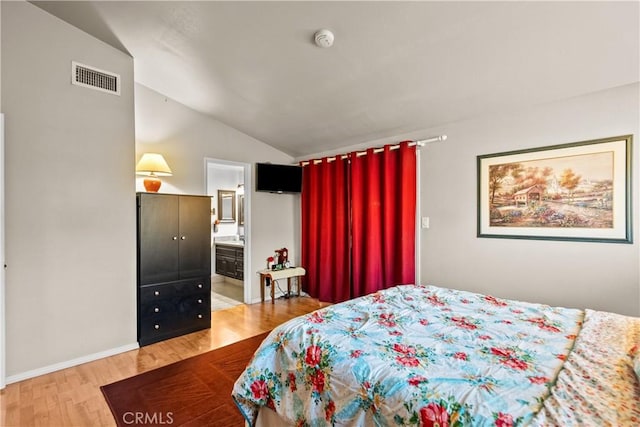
<box><xmin>204</xmin><ymin>158</ymin><xmax>251</xmax><ymax>304</ymax></box>
<box><xmin>1</xmin><ymin>113</ymin><xmax>6</xmax><ymax>388</ymax></box>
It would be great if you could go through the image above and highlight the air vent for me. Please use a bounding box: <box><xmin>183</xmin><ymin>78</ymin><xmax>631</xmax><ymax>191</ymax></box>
<box><xmin>71</xmin><ymin>61</ymin><xmax>120</xmax><ymax>95</ymax></box>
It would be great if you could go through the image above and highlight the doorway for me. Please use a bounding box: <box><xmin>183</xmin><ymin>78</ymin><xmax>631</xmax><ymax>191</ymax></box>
<box><xmin>205</xmin><ymin>158</ymin><xmax>251</xmax><ymax>309</ymax></box>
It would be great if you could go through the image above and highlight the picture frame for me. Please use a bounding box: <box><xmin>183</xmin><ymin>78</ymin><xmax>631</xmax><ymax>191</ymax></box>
<box><xmin>217</xmin><ymin>189</ymin><xmax>236</xmax><ymax>223</ymax></box>
<box><xmin>477</xmin><ymin>135</ymin><xmax>632</xmax><ymax>243</ymax></box>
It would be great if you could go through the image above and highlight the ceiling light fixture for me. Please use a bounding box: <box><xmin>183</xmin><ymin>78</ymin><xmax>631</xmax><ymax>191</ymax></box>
<box><xmin>314</xmin><ymin>29</ymin><xmax>334</xmax><ymax>48</ymax></box>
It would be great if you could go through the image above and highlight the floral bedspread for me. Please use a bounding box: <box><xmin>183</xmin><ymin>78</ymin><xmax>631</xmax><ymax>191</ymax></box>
<box><xmin>232</xmin><ymin>284</ymin><xmax>589</xmax><ymax>426</ymax></box>
<box><xmin>530</xmin><ymin>309</ymin><xmax>640</xmax><ymax>425</ymax></box>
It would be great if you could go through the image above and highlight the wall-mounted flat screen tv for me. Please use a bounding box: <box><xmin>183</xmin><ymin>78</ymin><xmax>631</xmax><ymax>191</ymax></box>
<box><xmin>255</xmin><ymin>163</ymin><xmax>303</xmax><ymax>193</ymax></box>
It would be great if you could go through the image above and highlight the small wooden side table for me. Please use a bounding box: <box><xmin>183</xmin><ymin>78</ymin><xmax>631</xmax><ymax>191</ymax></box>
<box><xmin>258</xmin><ymin>267</ymin><xmax>306</xmax><ymax>303</ymax></box>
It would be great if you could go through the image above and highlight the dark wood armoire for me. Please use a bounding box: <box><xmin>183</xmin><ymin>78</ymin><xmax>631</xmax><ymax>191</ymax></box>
<box><xmin>137</xmin><ymin>192</ymin><xmax>211</xmax><ymax>346</ymax></box>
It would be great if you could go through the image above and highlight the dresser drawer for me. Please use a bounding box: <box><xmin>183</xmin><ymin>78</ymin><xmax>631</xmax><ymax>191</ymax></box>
<box><xmin>140</xmin><ymin>278</ymin><xmax>210</xmax><ymax>302</ymax></box>
<box><xmin>139</xmin><ymin>293</ymin><xmax>210</xmax><ymax>319</ymax></box>
<box><xmin>140</xmin><ymin>306</ymin><xmax>210</xmax><ymax>333</ymax></box>
<box><xmin>139</xmin><ymin>311</ymin><xmax>210</xmax><ymax>345</ymax></box>
<box><xmin>138</xmin><ymin>278</ymin><xmax>211</xmax><ymax>346</ymax></box>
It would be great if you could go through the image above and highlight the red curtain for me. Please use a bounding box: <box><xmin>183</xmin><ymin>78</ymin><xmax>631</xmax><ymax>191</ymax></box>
<box><xmin>301</xmin><ymin>142</ymin><xmax>416</xmax><ymax>303</ymax></box>
<box><xmin>351</xmin><ymin>142</ymin><xmax>416</xmax><ymax>296</ymax></box>
<box><xmin>301</xmin><ymin>157</ymin><xmax>351</xmax><ymax>303</ymax></box>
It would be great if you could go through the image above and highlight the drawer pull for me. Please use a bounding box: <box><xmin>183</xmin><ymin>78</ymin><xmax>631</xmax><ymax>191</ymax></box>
<box><xmin>197</xmin><ymin>283</ymin><xmax>203</xmax><ymax>289</ymax></box>
<box><xmin>197</xmin><ymin>299</ymin><xmax>202</xmax><ymax>304</ymax></box>
<box><xmin>198</xmin><ymin>314</ymin><xmax>203</xmax><ymax>319</ymax></box>
<box><xmin>154</xmin><ymin>324</ymin><xmax>160</xmax><ymax>330</ymax></box>
<box><xmin>154</xmin><ymin>291</ymin><xmax>160</xmax><ymax>296</ymax></box>
<box><xmin>172</xmin><ymin>236</ymin><xmax>178</xmax><ymax>240</ymax></box>
<box><xmin>181</xmin><ymin>236</ymin><xmax>186</xmax><ymax>240</ymax></box>
<box><xmin>154</xmin><ymin>307</ymin><xmax>160</xmax><ymax>313</ymax></box>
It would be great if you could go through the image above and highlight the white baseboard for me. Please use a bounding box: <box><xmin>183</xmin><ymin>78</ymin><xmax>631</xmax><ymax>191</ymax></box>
<box><xmin>6</xmin><ymin>342</ymin><xmax>139</xmax><ymax>385</ymax></box>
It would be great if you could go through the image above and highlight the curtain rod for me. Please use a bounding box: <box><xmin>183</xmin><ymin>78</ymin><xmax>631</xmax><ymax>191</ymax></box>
<box><xmin>300</xmin><ymin>135</ymin><xmax>447</xmax><ymax>166</ymax></box>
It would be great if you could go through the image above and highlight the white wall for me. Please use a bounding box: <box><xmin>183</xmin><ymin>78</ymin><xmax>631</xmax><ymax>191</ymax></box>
<box><xmin>420</xmin><ymin>83</ymin><xmax>639</xmax><ymax>316</ymax></box>
<box><xmin>1</xmin><ymin>2</ymin><xmax>136</xmax><ymax>377</ymax></box>
<box><xmin>134</xmin><ymin>84</ymin><xmax>299</xmax><ymax>302</ymax></box>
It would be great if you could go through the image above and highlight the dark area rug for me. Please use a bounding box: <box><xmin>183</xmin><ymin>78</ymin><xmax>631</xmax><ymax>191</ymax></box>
<box><xmin>101</xmin><ymin>332</ymin><xmax>270</xmax><ymax>427</ymax></box>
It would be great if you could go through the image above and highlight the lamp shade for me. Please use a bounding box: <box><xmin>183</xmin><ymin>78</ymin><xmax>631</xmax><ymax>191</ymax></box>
<box><xmin>135</xmin><ymin>153</ymin><xmax>173</xmax><ymax>176</ymax></box>
<box><xmin>136</xmin><ymin>153</ymin><xmax>172</xmax><ymax>192</ymax></box>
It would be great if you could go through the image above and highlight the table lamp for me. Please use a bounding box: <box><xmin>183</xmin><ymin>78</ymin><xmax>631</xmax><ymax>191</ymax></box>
<box><xmin>135</xmin><ymin>153</ymin><xmax>173</xmax><ymax>192</ymax></box>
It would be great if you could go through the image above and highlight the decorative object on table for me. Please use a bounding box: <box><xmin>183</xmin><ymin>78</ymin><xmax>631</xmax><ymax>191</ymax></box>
<box><xmin>135</xmin><ymin>153</ymin><xmax>173</xmax><ymax>192</ymax></box>
<box><xmin>477</xmin><ymin>135</ymin><xmax>632</xmax><ymax>243</ymax></box>
<box><xmin>213</xmin><ymin>219</ymin><xmax>220</xmax><ymax>233</ymax></box>
<box><xmin>275</xmin><ymin>248</ymin><xmax>288</xmax><ymax>265</ymax></box>
<box><xmin>266</xmin><ymin>256</ymin><xmax>274</xmax><ymax>270</ymax></box>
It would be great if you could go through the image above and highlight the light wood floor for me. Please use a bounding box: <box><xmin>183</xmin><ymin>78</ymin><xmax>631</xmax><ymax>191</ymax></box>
<box><xmin>0</xmin><ymin>297</ymin><xmax>331</xmax><ymax>427</ymax></box>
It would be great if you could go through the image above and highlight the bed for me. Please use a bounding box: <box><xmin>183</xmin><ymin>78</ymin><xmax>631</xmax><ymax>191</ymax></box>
<box><xmin>232</xmin><ymin>284</ymin><xmax>640</xmax><ymax>426</ymax></box>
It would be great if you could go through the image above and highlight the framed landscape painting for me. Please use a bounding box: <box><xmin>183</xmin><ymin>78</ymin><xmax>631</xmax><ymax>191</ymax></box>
<box><xmin>477</xmin><ymin>135</ymin><xmax>632</xmax><ymax>243</ymax></box>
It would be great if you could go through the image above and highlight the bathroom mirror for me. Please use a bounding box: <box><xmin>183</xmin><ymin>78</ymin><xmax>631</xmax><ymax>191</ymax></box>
<box><xmin>238</xmin><ymin>194</ymin><xmax>245</xmax><ymax>226</ymax></box>
<box><xmin>217</xmin><ymin>189</ymin><xmax>236</xmax><ymax>223</ymax></box>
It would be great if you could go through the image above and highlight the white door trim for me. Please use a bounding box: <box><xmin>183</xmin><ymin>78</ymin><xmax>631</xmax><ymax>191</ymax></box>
<box><xmin>1</xmin><ymin>113</ymin><xmax>6</xmax><ymax>389</ymax></box>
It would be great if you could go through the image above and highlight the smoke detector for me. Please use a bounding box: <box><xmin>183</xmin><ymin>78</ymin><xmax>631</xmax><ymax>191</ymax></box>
<box><xmin>314</xmin><ymin>29</ymin><xmax>334</xmax><ymax>48</ymax></box>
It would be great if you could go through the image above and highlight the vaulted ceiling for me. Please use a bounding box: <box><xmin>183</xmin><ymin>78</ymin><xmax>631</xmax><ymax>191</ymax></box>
<box><xmin>33</xmin><ymin>1</ymin><xmax>639</xmax><ymax>157</ymax></box>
